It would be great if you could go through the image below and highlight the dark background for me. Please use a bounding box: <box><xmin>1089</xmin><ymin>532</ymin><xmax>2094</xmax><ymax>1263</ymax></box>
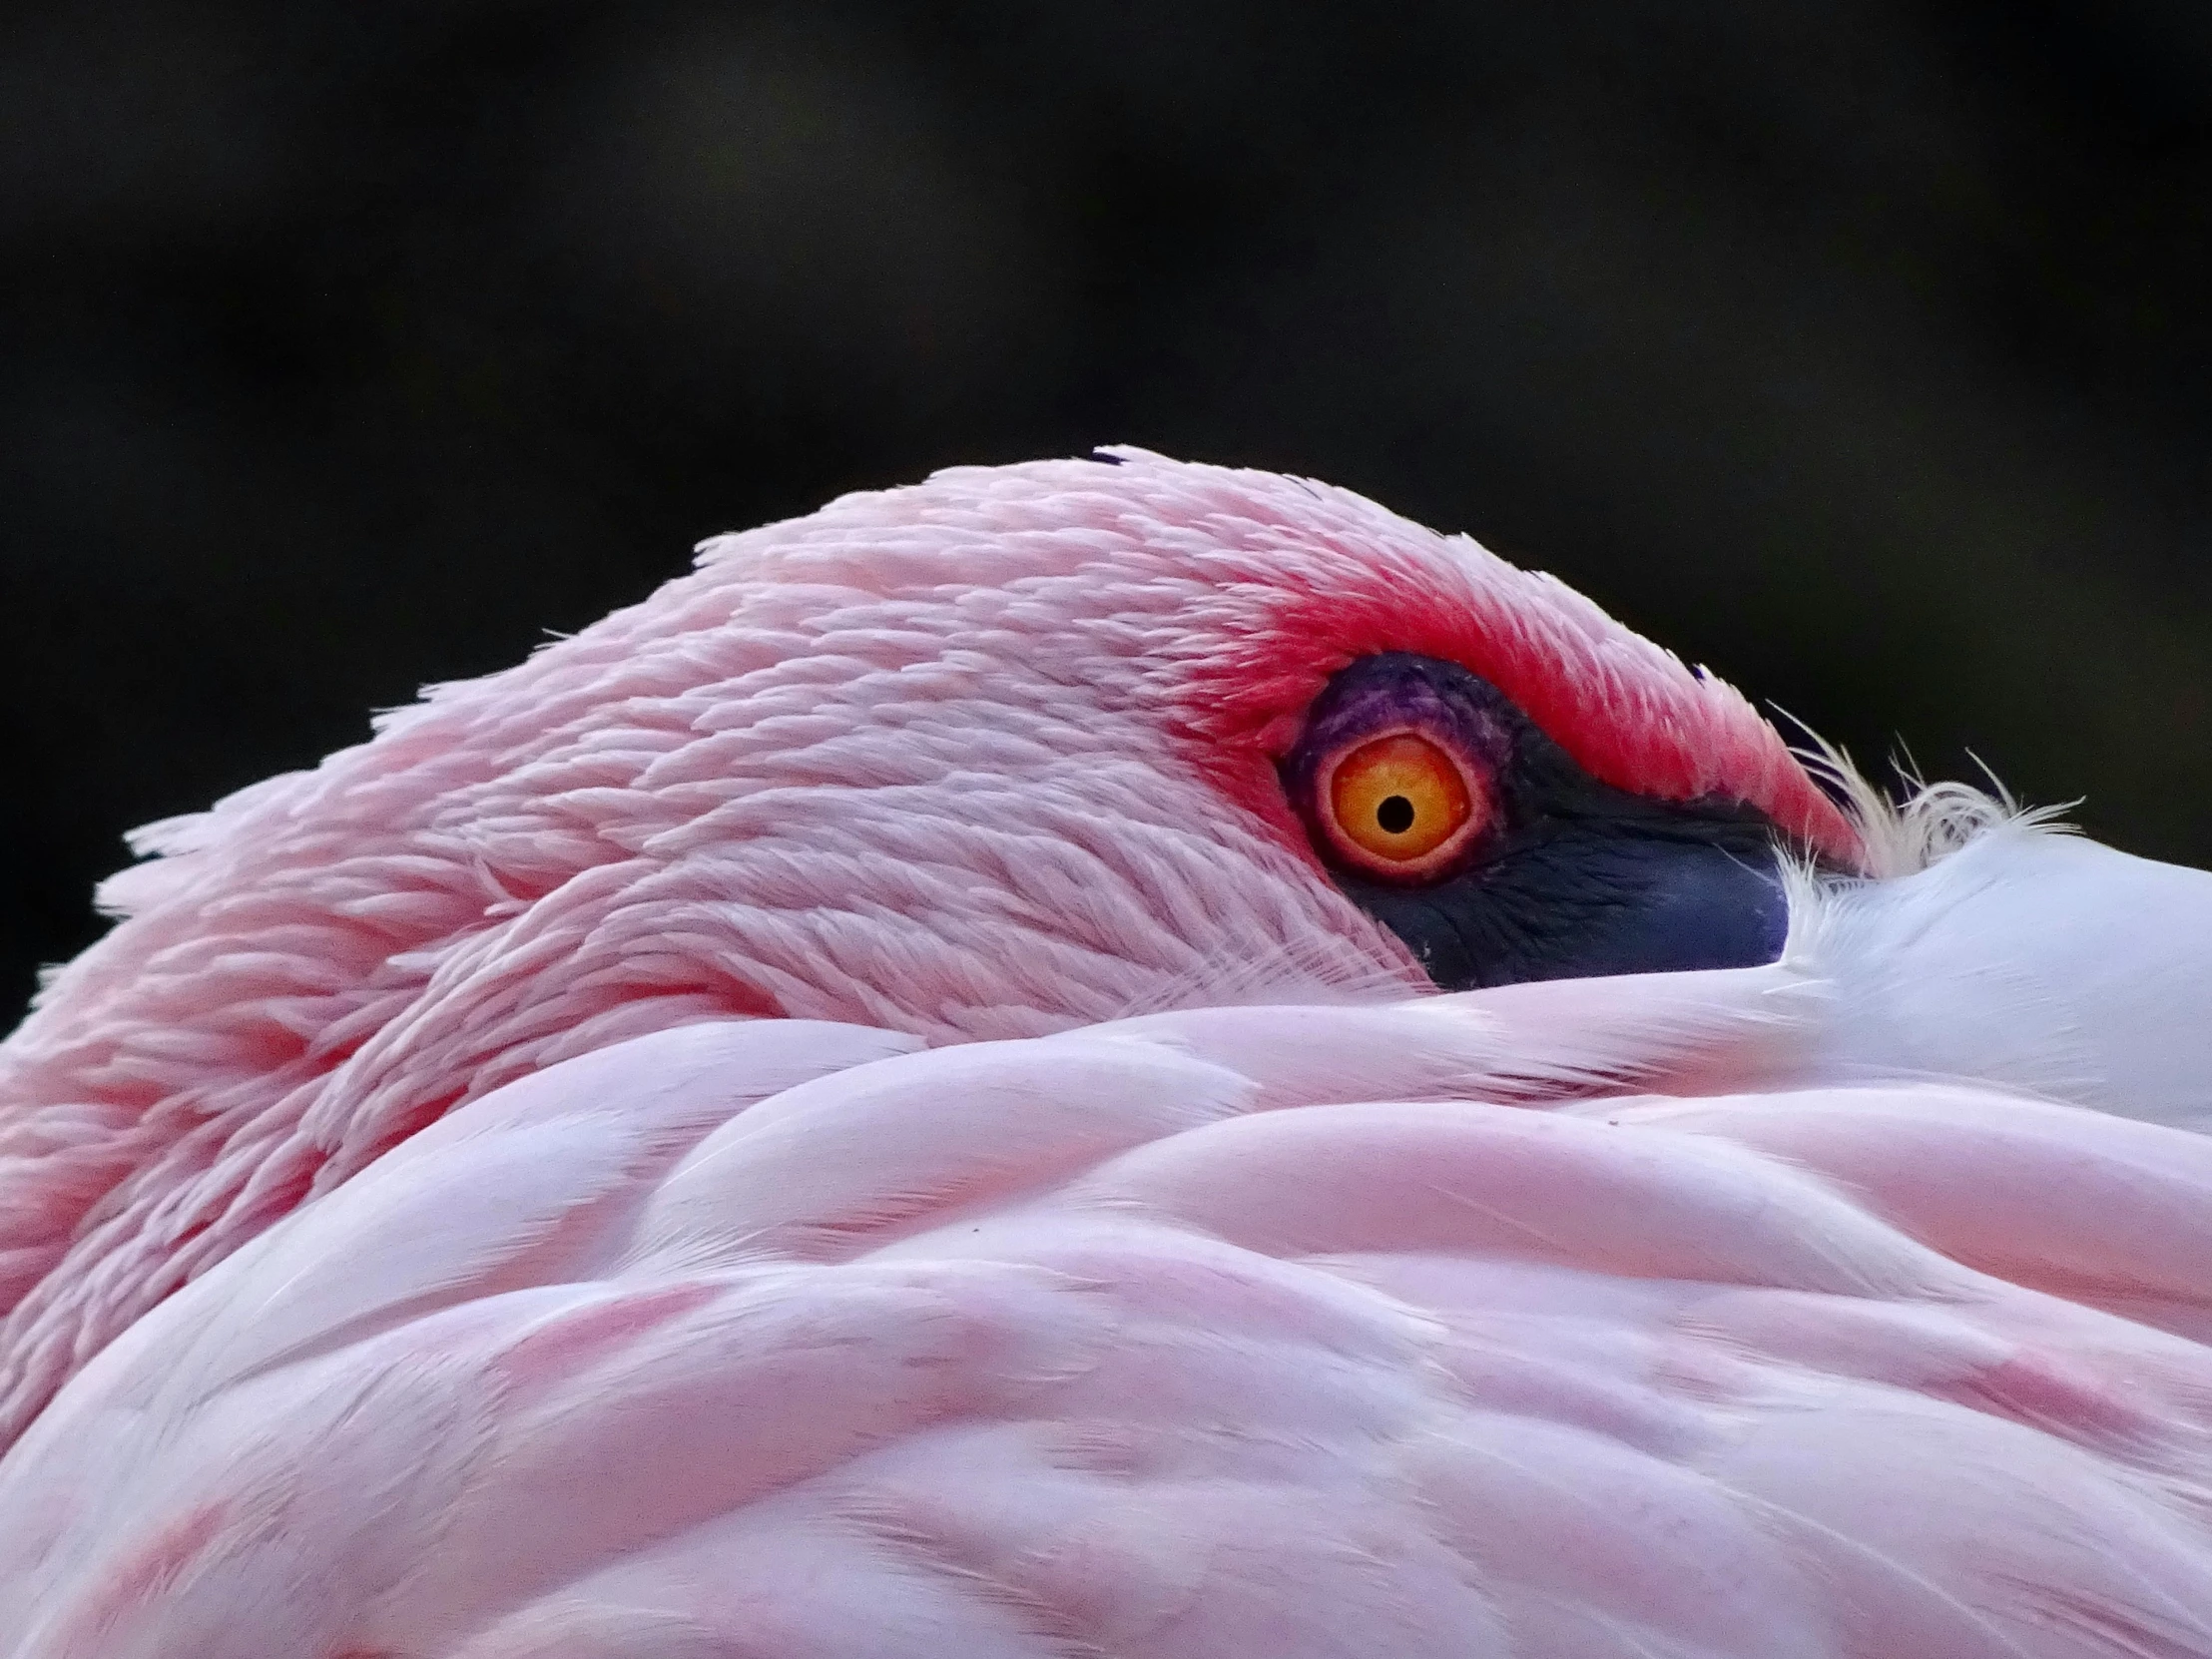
<box><xmin>5</xmin><ymin>2</ymin><xmax>2210</xmax><ymax>1030</ymax></box>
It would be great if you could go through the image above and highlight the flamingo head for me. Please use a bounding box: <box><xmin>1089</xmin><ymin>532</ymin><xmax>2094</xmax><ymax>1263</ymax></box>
<box><xmin>54</xmin><ymin>449</ymin><xmax>1854</xmax><ymax>1048</ymax></box>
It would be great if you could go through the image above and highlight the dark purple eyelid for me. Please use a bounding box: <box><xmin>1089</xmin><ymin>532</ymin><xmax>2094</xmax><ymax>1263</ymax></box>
<box><xmin>1281</xmin><ymin>655</ymin><xmax>1516</xmax><ymax>808</ymax></box>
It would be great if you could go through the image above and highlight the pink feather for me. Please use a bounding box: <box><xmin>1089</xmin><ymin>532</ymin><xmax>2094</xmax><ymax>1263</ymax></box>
<box><xmin>7</xmin><ymin>991</ymin><xmax>2212</xmax><ymax>1655</ymax></box>
<box><xmin>3</xmin><ymin>453</ymin><xmax>2210</xmax><ymax>1655</ymax></box>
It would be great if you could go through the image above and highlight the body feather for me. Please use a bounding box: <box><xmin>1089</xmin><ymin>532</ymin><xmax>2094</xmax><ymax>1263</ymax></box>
<box><xmin>7</xmin><ymin>972</ymin><xmax>2212</xmax><ymax>1657</ymax></box>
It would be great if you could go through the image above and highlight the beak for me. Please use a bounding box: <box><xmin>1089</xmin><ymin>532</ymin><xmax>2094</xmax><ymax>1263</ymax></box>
<box><xmin>1802</xmin><ymin>822</ymin><xmax>2212</xmax><ymax>1130</ymax></box>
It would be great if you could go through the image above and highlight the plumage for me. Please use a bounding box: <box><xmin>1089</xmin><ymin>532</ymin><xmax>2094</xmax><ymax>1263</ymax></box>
<box><xmin>2</xmin><ymin>451</ymin><xmax>2209</xmax><ymax>1655</ymax></box>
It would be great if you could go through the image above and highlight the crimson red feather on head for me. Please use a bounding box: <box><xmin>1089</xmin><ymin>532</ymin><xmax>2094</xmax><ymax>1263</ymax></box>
<box><xmin>1149</xmin><ymin>480</ymin><xmax>1862</xmax><ymax>870</ymax></box>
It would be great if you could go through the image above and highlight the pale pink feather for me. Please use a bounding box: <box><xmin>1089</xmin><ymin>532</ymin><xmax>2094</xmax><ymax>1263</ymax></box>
<box><xmin>5</xmin><ymin>983</ymin><xmax>2211</xmax><ymax>1656</ymax></box>
<box><xmin>4</xmin><ymin>453</ymin><xmax>2210</xmax><ymax>1656</ymax></box>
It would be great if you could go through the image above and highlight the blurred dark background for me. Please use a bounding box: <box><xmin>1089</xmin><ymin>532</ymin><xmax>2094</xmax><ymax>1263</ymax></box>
<box><xmin>5</xmin><ymin>1</ymin><xmax>2211</xmax><ymax>1028</ymax></box>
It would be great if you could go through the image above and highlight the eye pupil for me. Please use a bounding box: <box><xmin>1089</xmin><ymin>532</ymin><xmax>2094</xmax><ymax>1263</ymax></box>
<box><xmin>1376</xmin><ymin>795</ymin><xmax>1415</xmax><ymax>834</ymax></box>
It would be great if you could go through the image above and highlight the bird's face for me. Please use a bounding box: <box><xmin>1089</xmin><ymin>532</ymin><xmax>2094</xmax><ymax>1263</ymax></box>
<box><xmin>1273</xmin><ymin>649</ymin><xmax>1804</xmax><ymax>989</ymax></box>
<box><xmin>557</xmin><ymin>448</ymin><xmax>1857</xmax><ymax>1035</ymax></box>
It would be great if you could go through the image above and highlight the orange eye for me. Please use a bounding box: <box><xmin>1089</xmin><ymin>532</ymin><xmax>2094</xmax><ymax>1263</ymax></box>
<box><xmin>1323</xmin><ymin>732</ymin><xmax>1485</xmax><ymax>876</ymax></box>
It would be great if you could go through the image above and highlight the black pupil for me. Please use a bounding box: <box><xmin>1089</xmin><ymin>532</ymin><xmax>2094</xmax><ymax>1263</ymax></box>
<box><xmin>1376</xmin><ymin>795</ymin><xmax>1416</xmax><ymax>834</ymax></box>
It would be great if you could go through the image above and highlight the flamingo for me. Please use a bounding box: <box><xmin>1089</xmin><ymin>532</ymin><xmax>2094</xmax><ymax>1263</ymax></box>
<box><xmin>2</xmin><ymin>448</ymin><xmax>2210</xmax><ymax>1656</ymax></box>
